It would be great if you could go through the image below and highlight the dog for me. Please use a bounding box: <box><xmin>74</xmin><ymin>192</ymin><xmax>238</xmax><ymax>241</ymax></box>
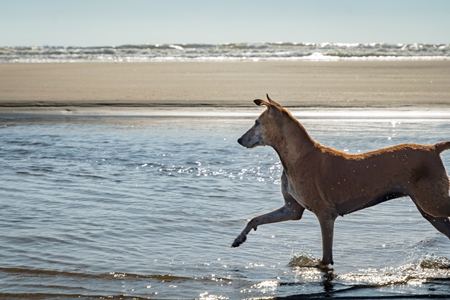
<box><xmin>232</xmin><ymin>94</ymin><xmax>450</xmax><ymax>267</ymax></box>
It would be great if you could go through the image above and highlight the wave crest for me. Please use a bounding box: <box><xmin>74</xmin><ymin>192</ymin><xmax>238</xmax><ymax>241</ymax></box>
<box><xmin>1</xmin><ymin>42</ymin><xmax>449</xmax><ymax>63</ymax></box>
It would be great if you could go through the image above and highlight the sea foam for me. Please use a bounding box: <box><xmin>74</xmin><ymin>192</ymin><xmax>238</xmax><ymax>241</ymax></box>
<box><xmin>1</xmin><ymin>42</ymin><xmax>449</xmax><ymax>63</ymax></box>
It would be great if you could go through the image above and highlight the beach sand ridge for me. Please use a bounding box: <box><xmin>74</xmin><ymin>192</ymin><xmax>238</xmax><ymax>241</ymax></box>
<box><xmin>1</xmin><ymin>61</ymin><xmax>449</xmax><ymax>114</ymax></box>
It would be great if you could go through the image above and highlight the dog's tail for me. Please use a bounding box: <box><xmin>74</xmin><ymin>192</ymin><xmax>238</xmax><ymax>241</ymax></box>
<box><xmin>435</xmin><ymin>141</ymin><xmax>450</xmax><ymax>153</ymax></box>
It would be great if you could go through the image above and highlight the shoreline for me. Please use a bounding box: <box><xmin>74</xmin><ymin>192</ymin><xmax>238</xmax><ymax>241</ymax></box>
<box><xmin>2</xmin><ymin>106</ymin><xmax>450</xmax><ymax>120</ymax></box>
<box><xmin>1</xmin><ymin>60</ymin><xmax>450</xmax><ymax>115</ymax></box>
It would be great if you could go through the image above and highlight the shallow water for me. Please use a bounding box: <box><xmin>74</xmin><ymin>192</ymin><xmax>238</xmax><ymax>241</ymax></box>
<box><xmin>1</xmin><ymin>112</ymin><xmax>450</xmax><ymax>299</ymax></box>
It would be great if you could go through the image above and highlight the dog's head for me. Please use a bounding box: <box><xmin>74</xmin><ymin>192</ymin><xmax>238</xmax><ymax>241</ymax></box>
<box><xmin>237</xmin><ymin>94</ymin><xmax>284</xmax><ymax>148</ymax></box>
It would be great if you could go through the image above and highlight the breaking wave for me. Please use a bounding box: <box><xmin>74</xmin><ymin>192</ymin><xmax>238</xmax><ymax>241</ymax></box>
<box><xmin>1</xmin><ymin>42</ymin><xmax>449</xmax><ymax>63</ymax></box>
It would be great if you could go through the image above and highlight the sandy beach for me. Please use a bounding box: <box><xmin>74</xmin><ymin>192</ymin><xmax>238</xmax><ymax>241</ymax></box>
<box><xmin>1</xmin><ymin>60</ymin><xmax>450</xmax><ymax>114</ymax></box>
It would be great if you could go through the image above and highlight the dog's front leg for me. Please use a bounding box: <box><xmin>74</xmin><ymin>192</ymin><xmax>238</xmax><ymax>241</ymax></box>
<box><xmin>231</xmin><ymin>204</ymin><xmax>304</xmax><ymax>247</ymax></box>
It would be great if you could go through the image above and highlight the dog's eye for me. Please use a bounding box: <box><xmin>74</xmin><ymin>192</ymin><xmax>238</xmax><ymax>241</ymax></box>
<box><xmin>255</xmin><ymin>120</ymin><xmax>260</xmax><ymax>126</ymax></box>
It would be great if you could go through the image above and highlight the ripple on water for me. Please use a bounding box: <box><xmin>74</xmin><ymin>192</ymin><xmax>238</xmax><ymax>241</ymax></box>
<box><xmin>1</xmin><ymin>117</ymin><xmax>450</xmax><ymax>299</ymax></box>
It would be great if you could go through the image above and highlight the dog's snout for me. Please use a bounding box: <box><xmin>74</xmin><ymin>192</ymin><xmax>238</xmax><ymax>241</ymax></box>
<box><xmin>237</xmin><ymin>138</ymin><xmax>243</xmax><ymax>145</ymax></box>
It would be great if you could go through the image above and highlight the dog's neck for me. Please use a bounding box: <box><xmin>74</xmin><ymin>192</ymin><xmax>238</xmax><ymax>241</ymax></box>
<box><xmin>270</xmin><ymin>116</ymin><xmax>316</xmax><ymax>171</ymax></box>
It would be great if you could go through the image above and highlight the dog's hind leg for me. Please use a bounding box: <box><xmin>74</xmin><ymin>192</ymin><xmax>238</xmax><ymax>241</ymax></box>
<box><xmin>317</xmin><ymin>214</ymin><xmax>337</xmax><ymax>266</ymax></box>
<box><xmin>410</xmin><ymin>171</ymin><xmax>450</xmax><ymax>218</ymax></box>
<box><xmin>231</xmin><ymin>195</ymin><xmax>305</xmax><ymax>248</ymax></box>
<box><xmin>412</xmin><ymin>191</ymin><xmax>450</xmax><ymax>218</ymax></box>
<box><xmin>414</xmin><ymin>203</ymin><xmax>450</xmax><ymax>239</ymax></box>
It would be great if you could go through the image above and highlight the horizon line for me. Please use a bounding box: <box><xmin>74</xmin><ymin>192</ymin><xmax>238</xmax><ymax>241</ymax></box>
<box><xmin>2</xmin><ymin>41</ymin><xmax>450</xmax><ymax>48</ymax></box>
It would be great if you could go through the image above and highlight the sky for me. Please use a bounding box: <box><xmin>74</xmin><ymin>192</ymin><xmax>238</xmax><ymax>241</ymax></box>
<box><xmin>1</xmin><ymin>0</ymin><xmax>449</xmax><ymax>47</ymax></box>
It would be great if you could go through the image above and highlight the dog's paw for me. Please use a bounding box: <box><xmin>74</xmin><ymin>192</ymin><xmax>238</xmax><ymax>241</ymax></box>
<box><xmin>316</xmin><ymin>259</ymin><xmax>334</xmax><ymax>270</ymax></box>
<box><xmin>231</xmin><ymin>234</ymin><xmax>247</xmax><ymax>247</ymax></box>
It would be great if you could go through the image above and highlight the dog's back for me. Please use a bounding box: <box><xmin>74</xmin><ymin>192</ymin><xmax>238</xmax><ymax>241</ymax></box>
<box><xmin>312</xmin><ymin>142</ymin><xmax>450</xmax><ymax>216</ymax></box>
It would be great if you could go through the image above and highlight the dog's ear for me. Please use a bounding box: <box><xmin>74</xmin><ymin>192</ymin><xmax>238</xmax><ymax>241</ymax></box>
<box><xmin>254</xmin><ymin>99</ymin><xmax>269</xmax><ymax>106</ymax></box>
<box><xmin>254</xmin><ymin>98</ymin><xmax>281</xmax><ymax>115</ymax></box>
<box><xmin>266</xmin><ymin>94</ymin><xmax>281</xmax><ymax>107</ymax></box>
<box><xmin>254</xmin><ymin>95</ymin><xmax>281</xmax><ymax>108</ymax></box>
<box><xmin>253</xmin><ymin>98</ymin><xmax>282</xmax><ymax>112</ymax></box>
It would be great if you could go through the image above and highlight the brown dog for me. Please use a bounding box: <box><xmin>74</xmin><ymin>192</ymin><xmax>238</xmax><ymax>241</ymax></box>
<box><xmin>232</xmin><ymin>95</ymin><xmax>450</xmax><ymax>267</ymax></box>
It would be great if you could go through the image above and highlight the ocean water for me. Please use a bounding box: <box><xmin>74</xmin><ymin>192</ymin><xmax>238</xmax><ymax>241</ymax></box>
<box><xmin>1</xmin><ymin>111</ymin><xmax>450</xmax><ymax>299</ymax></box>
<box><xmin>1</xmin><ymin>42</ymin><xmax>449</xmax><ymax>63</ymax></box>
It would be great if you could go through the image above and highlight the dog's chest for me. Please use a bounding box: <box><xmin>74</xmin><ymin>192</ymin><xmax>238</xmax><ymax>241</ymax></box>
<box><xmin>284</xmin><ymin>174</ymin><xmax>311</xmax><ymax>210</ymax></box>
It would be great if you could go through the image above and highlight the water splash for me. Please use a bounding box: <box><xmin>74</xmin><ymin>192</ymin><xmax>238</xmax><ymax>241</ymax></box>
<box><xmin>339</xmin><ymin>254</ymin><xmax>450</xmax><ymax>287</ymax></box>
<box><xmin>287</xmin><ymin>252</ymin><xmax>321</xmax><ymax>268</ymax></box>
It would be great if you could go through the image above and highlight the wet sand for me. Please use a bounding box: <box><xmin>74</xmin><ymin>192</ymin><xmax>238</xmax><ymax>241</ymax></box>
<box><xmin>1</xmin><ymin>60</ymin><xmax>450</xmax><ymax>114</ymax></box>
